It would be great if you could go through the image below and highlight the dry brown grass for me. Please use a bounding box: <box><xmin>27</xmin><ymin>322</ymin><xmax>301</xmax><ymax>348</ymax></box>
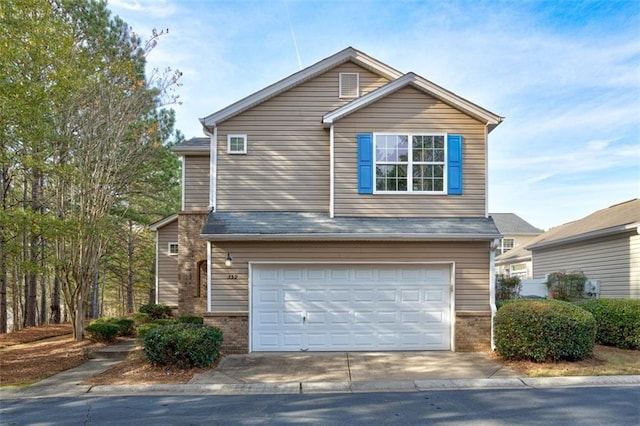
<box><xmin>494</xmin><ymin>345</ymin><xmax>640</xmax><ymax>377</ymax></box>
<box><xmin>2</xmin><ymin>325</ymin><xmax>638</xmax><ymax>387</ymax></box>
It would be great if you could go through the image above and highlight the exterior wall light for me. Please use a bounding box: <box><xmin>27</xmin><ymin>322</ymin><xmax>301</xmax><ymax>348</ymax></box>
<box><xmin>225</xmin><ymin>253</ymin><xmax>233</xmax><ymax>267</ymax></box>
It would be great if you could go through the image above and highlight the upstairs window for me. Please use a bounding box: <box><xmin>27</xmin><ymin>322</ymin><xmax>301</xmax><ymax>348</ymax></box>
<box><xmin>168</xmin><ymin>242</ymin><xmax>178</xmax><ymax>256</ymax></box>
<box><xmin>498</xmin><ymin>238</ymin><xmax>515</xmax><ymax>255</ymax></box>
<box><xmin>227</xmin><ymin>134</ymin><xmax>247</xmax><ymax>154</ymax></box>
<box><xmin>374</xmin><ymin>133</ymin><xmax>446</xmax><ymax>193</ymax></box>
<box><xmin>339</xmin><ymin>73</ymin><xmax>359</xmax><ymax>98</ymax></box>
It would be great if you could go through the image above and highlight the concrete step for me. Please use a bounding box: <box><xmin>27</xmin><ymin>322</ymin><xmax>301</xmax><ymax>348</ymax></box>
<box><xmin>89</xmin><ymin>339</ymin><xmax>138</xmax><ymax>360</ymax></box>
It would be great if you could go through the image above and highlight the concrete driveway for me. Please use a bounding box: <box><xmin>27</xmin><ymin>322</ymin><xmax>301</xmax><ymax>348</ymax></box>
<box><xmin>189</xmin><ymin>351</ymin><xmax>518</xmax><ymax>385</ymax></box>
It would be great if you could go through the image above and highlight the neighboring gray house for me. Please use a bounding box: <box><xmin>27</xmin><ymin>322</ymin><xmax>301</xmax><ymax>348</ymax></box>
<box><xmin>530</xmin><ymin>199</ymin><xmax>639</xmax><ymax>298</ymax></box>
<box><xmin>492</xmin><ymin>213</ymin><xmax>542</xmax><ymax>279</ymax></box>
<box><xmin>153</xmin><ymin>47</ymin><xmax>505</xmax><ymax>353</ymax></box>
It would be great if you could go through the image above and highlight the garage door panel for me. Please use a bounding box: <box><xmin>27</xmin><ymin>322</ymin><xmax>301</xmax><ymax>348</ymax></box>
<box><xmin>252</xmin><ymin>264</ymin><xmax>451</xmax><ymax>351</ymax></box>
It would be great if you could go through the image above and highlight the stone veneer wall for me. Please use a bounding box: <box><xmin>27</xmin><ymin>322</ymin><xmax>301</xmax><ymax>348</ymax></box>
<box><xmin>203</xmin><ymin>313</ymin><xmax>249</xmax><ymax>354</ymax></box>
<box><xmin>455</xmin><ymin>312</ymin><xmax>492</xmax><ymax>351</ymax></box>
<box><xmin>177</xmin><ymin>212</ymin><xmax>209</xmax><ymax>316</ymax></box>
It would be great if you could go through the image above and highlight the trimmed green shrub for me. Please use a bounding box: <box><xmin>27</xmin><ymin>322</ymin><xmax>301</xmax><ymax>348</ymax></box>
<box><xmin>86</xmin><ymin>322</ymin><xmax>120</xmax><ymax>343</ymax></box>
<box><xmin>577</xmin><ymin>298</ymin><xmax>640</xmax><ymax>349</ymax></box>
<box><xmin>495</xmin><ymin>299</ymin><xmax>596</xmax><ymax>362</ymax></box>
<box><xmin>136</xmin><ymin>323</ymin><xmax>163</xmax><ymax>340</ymax></box>
<box><xmin>151</xmin><ymin>318</ymin><xmax>177</xmax><ymax>326</ymax></box>
<box><xmin>93</xmin><ymin>317</ymin><xmax>135</xmax><ymax>337</ymax></box>
<box><xmin>178</xmin><ymin>316</ymin><xmax>204</xmax><ymax>325</ymax></box>
<box><xmin>139</xmin><ymin>303</ymin><xmax>172</xmax><ymax>320</ymax></box>
<box><xmin>143</xmin><ymin>324</ymin><xmax>223</xmax><ymax>368</ymax></box>
<box><xmin>132</xmin><ymin>312</ymin><xmax>151</xmax><ymax>325</ymax></box>
<box><xmin>110</xmin><ymin>318</ymin><xmax>135</xmax><ymax>336</ymax></box>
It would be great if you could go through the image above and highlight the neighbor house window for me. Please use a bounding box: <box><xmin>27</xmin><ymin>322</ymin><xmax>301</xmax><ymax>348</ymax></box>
<box><xmin>168</xmin><ymin>242</ymin><xmax>178</xmax><ymax>256</ymax></box>
<box><xmin>374</xmin><ymin>133</ymin><xmax>446</xmax><ymax>193</ymax></box>
<box><xmin>227</xmin><ymin>134</ymin><xmax>247</xmax><ymax>154</ymax></box>
<box><xmin>510</xmin><ymin>263</ymin><xmax>527</xmax><ymax>278</ymax></box>
<box><xmin>498</xmin><ymin>238</ymin><xmax>515</xmax><ymax>255</ymax></box>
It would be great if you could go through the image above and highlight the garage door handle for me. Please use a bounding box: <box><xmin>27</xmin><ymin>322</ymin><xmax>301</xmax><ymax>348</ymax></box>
<box><xmin>302</xmin><ymin>316</ymin><xmax>306</xmax><ymax>324</ymax></box>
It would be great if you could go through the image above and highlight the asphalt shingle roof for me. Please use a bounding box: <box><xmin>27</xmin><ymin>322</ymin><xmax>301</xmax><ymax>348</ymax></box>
<box><xmin>201</xmin><ymin>212</ymin><xmax>501</xmax><ymax>241</ymax></box>
<box><xmin>489</xmin><ymin>213</ymin><xmax>542</xmax><ymax>234</ymax></box>
<box><xmin>171</xmin><ymin>137</ymin><xmax>209</xmax><ymax>154</ymax></box>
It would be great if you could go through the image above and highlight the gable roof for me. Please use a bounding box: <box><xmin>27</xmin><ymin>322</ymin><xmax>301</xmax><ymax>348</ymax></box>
<box><xmin>490</xmin><ymin>213</ymin><xmax>543</xmax><ymax>235</ymax></box>
<box><xmin>201</xmin><ymin>212</ymin><xmax>501</xmax><ymax>241</ymax></box>
<box><xmin>495</xmin><ymin>240</ymin><xmax>535</xmax><ymax>264</ymax></box>
<box><xmin>528</xmin><ymin>199</ymin><xmax>640</xmax><ymax>251</ymax></box>
<box><xmin>149</xmin><ymin>214</ymin><xmax>178</xmax><ymax>231</ymax></box>
<box><xmin>322</xmin><ymin>72</ymin><xmax>504</xmax><ymax>132</ymax></box>
<box><xmin>171</xmin><ymin>137</ymin><xmax>209</xmax><ymax>155</ymax></box>
<box><xmin>200</xmin><ymin>47</ymin><xmax>403</xmax><ymax>130</ymax></box>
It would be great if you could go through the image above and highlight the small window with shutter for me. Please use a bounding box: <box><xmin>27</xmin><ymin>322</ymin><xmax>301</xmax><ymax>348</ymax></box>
<box><xmin>339</xmin><ymin>73</ymin><xmax>359</xmax><ymax>98</ymax></box>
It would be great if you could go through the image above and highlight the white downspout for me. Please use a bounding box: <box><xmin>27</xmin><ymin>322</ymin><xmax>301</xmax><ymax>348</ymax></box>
<box><xmin>489</xmin><ymin>238</ymin><xmax>500</xmax><ymax>350</ymax></box>
<box><xmin>202</xmin><ymin>125</ymin><xmax>216</xmax><ymax>313</ymax></box>
<box><xmin>203</xmin><ymin>125</ymin><xmax>217</xmax><ymax>211</ymax></box>
<box><xmin>180</xmin><ymin>156</ymin><xmax>185</xmax><ymax>211</ymax></box>
<box><xmin>329</xmin><ymin>124</ymin><xmax>335</xmax><ymax>218</ymax></box>
<box><xmin>484</xmin><ymin>122</ymin><xmax>489</xmax><ymax>218</ymax></box>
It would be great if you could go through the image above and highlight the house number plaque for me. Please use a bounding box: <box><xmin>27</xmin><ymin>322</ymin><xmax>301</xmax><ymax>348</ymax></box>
<box><xmin>227</xmin><ymin>274</ymin><xmax>238</xmax><ymax>280</ymax></box>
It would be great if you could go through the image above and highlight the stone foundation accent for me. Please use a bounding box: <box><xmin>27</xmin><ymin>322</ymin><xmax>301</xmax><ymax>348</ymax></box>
<box><xmin>203</xmin><ymin>313</ymin><xmax>249</xmax><ymax>354</ymax></box>
<box><xmin>177</xmin><ymin>212</ymin><xmax>209</xmax><ymax>316</ymax></box>
<box><xmin>455</xmin><ymin>312</ymin><xmax>492</xmax><ymax>352</ymax></box>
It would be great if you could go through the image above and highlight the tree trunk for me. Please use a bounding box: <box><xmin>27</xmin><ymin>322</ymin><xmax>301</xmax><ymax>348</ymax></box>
<box><xmin>39</xmin><ymin>238</ymin><xmax>47</xmax><ymax>325</ymax></box>
<box><xmin>73</xmin><ymin>299</ymin><xmax>84</xmax><ymax>341</ymax></box>
<box><xmin>126</xmin><ymin>220</ymin><xmax>134</xmax><ymax>313</ymax></box>
<box><xmin>0</xmin><ymin>242</ymin><xmax>6</xmax><ymax>333</ymax></box>
<box><xmin>91</xmin><ymin>266</ymin><xmax>99</xmax><ymax>319</ymax></box>
<box><xmin>51</xmin><ymin>275</ymin><xmax>61</xmax><ymax>323</ymax></box>
<box><xmin>0</xmin><ymin>163</ymin><xmax>9</xmax><ymax>333</ymax></box>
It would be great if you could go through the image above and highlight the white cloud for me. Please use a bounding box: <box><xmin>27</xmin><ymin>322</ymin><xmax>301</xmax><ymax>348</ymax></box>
<box><xmin>108</xmin><ymin>0</ymin><xmax>176</xmax><ymax>18</ymax></box>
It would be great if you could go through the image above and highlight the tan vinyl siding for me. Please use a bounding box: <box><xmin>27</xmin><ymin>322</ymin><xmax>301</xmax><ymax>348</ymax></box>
<box><xmin>210</xmin><ymin>241</ymin><xmax>490</xmax><ymax>312</ymax></box>
<box><xmin>215</xmin><ymin>63</ymin><xmax>391</xmax><ymax>212</ymax></box>
<box><xmin>184</xmin><ymin>155</ymin><xmax>210</xmax><ymax>211</ymax></box>
<box><xmin>157</xmin><ymin>221</ymin><xmax>179</xmax><ymax>306</ymax></box>
<box><xmin>334</xmin><ymin>86</ymin><xmax>487</xmax><ymax>217</ymax></box>
<box><xmin>532</xmin><ymin>232</ymin><xmax>639</xmax><ymax>298</ymax></box>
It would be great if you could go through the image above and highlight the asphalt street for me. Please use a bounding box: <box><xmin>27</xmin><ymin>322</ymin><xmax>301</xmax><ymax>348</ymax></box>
<box><xmin>2</xmin><ymin>385</ymin><xmax>639</xmax><ymax>425</ymax></box>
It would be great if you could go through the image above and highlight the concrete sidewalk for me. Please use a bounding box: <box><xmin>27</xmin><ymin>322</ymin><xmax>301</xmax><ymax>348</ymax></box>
<box><xmin>2</xmin><ymin>341</ymin><xmax>639</xmax><ymax>398</ymax></box>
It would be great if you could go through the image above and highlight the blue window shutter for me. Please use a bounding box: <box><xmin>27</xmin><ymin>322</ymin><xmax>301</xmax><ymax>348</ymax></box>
<box><xmin>357</xmin><ymin>133</ymin><xmax>373</xmax><ymax>194</ymax></box>
<box><xmin>447</xmin><ymin>134</ymin><xmax>463</xmax><ymax>195</ymax></box>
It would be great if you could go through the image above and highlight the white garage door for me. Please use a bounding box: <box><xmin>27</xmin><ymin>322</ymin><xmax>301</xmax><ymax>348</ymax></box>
<box><xmin>251</xmin><ymin>264</ymin><xmax>451</xmax><ymax>351</ymax></box>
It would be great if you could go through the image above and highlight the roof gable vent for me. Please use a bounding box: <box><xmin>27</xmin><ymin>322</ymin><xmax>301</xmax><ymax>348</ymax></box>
<box><xmin>339</xmin><ymin>72</ymin><xmax>359</xmax><ymax>98</ymax></box>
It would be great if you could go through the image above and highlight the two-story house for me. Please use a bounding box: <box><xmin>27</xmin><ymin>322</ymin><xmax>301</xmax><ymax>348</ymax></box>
<box><xmin>492</xmin><ymin>213</ymin><xmax>543</xmax><ymax>279</ymax></box>
<box><xmin>151</xmin><ymin>47</ymin><xmax>504</xmax><ymax>354</ymax></box>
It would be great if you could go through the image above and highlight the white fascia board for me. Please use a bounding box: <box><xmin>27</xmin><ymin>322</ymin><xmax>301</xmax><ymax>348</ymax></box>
<box><xmin>528</xmin><ymin>223</ymin><xmax>639</xmax><ymax>251</ymax></box>
<box><xmin>200</xmin><ymin>47</ymin><xmax>403</xmax><ymax>129</ymax></box>
<box><xmin>149</xmin><ymin>214</ymin><xmax>178</xmax><ymax>231</ymax></box>
<box><xmin>323</xmin><ymin>72</ymin><xmax>503</xmax><ymax>129</ymax></box>
<box><xmin>200</xmin><ymin>233</ymin><xmax>501</xmax><ymax>242</ymax></box>
<box><xmin>171</xmin><ymin>146</ymin><xmax>210</xmax><ymax>155</ymax></box>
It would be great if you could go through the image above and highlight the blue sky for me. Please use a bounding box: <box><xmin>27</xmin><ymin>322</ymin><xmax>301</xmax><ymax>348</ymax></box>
<box><xmin>108</xmin><ymin>0</ymin><xmax>639</xmax><ymax>230</ymax></box>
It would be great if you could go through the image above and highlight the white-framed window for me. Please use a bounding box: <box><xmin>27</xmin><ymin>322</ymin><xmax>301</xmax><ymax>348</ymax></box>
<box><xmin>374</xmin><ymin>133</ymin><xmax>446</xmax><ymax>193</ymax></box>
<box><xmin>339</xmin><ymin>72</ymin><xmax>359</xmax><ymax>98</ymax></box>
<box><xmin>510</xmin><ymin>263</ymin><xmax>527</xmax><ymax>278</ymax></box>
<box><xmin>227</xmin><ymin>134</ymin><xmax>247</xmax><ymax>154</ymax></box>
<box><xmin>168</xmin><ymin>242</ymin><xmax>178</xmax><ymax>256</ymax></box>
<box><xmin>498</xmin><ymin>238</ymin><xmax>515</xmax><ymax>255</ymax></box>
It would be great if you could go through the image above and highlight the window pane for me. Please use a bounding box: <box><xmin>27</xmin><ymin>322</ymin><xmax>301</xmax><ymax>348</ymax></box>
<box><xmin>376</xmin><ymin>164</ymin><xmax>407</xmax><ymax>191</ymax></box>
<box><xmin>412</xmin><ymin>165</ymin><xmax>444</xmax><ymax>192</ymax></box>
